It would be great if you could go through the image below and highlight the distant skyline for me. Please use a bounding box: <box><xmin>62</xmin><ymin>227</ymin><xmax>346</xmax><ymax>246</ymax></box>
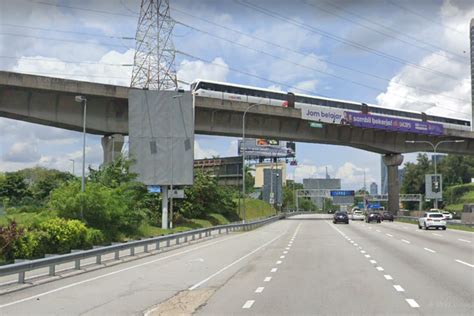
<box><xmin>0</xmin><ymin>0</ymin><xmax>473</xmax><ymax>190</ymax></box>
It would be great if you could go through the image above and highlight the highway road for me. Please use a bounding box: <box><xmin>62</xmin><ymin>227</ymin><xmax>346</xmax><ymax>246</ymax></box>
<box><xmin>0</xmin><ymin>214</ymin><xmax>472</xmax><ymax>315</ymax></box>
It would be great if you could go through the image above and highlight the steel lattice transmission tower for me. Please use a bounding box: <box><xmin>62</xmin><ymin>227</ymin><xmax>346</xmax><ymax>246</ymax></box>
<box><xmin>131</xmin><ymin>0</ymin><xmax>177</xmax><ymax>90</ymax></box>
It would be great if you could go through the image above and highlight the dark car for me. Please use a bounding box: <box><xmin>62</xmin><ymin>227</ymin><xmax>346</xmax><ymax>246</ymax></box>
<box><xmin>333</xmin><ymin>211</ymin><xmax>349</xmax><ymax>224</ymax></box>
<box><xmin>366</xmin><ymin>212</ymin><xmax>381</xmax><ymax>223</ymax></box>
<box><xmin>382</xmin><ymin>212</ymin><xmax>394</xmax><ymax>222</ymax></box>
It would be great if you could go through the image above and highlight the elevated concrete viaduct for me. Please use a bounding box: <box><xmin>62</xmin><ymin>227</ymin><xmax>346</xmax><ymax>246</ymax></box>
<box><xmin>1</xmin><ymin>71</ymin><xmax>473</xmax><ymax>213</ymax></box>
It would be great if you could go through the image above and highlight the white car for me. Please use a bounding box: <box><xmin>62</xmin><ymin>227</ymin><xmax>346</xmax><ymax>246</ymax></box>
<box><xmin>418</xmin><ymin>212</ymin><xmax>447</xmax><ymax>230</ymax></box>
<box><xmin>442</xmin><ymin>212</ymin><xmax>453</xmax><ymax>220</ymax></box>
<box><xmin>351</xmin><ymin>210</ymin><xmax>365</xmax><ymax>221</ymax></box>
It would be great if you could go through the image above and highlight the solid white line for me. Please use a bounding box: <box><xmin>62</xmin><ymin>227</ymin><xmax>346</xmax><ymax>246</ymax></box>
<box><xmin>424</xmin><ymin>247</ymin><xmax>436</xmax><ymax>253</ymax></box>
<box><xmin>455</xmin><ymin>259</ymin><xmax>474</xmax><ymax>268</ymax></box>
<box><xmin>242</xmin><ymin>300</ymin><xmax>255</xmax><ymax>309</ymax></box>
<box><xmin>370</xmin><ymin>260</ymin><xmax>377</xmax><ymax>264</ymax></box>
<box><xmin>393</xmin><ymin>285</ymin><xmax>405</xmax><ymax>292</ymax></box>
<box><xmin>384</xmin><ymin>275</ymin><xmax>393</xmax><ymax>280</ymax></box>
<box><xmin>458</xmin><ymin>239</ymin><xmax>472</xmax><ymax>243</ymax></box>
<box><xmin>276</xmin><ymin>260</ymin><xmax>282</xmax><ymax>265</ymax></box>
<box><xmin>280</xmin><ymin>255</ymin><xmax>285</xmax><ymax>259</ymax></box>
<box><xmin>432</xmin><ymin>233</ymin><xmax>442</xmax><ymax>237</ymax></box>
<box><xmin>401</xmin><ymin>239</ymin><xmax>411</xmax><ymax>244</ymax></box>
<box><xmin>188</xmin><ymin>233</ymin><xmax>285</xmax><ymax>290</ymax></box>
<box><xmin>271</xmin><ymin>268</ymin><xmax>278</xmax><ymax>273</ymax></box>
<box><xmin>264</xmin><ymin>276</ymin><xmax>272</xmax><ymax>282</ymax></box>
<box><xmin>406</xmin><ymin>299</ymin><xmax>420</xmax><ymax>308</ymax></box>
<box><xmin>0</xmin><ymin>233</ymin><xmax>244</xmax><ymax>309</ymax></box>
<box><xmin>386</xmin><ymin>233</ymin><xmax>393</xmax><ymax>237</ymax></box>
<box><xmin>376</xmin><ymin>266</ymin><xmax>384</xmax><ymax>271</ymax></box>
<box><xmin>255</xmin><ymin>287</ymin><xmax>264</xmax><ymax>293</ymax></box>
<box><xmin>365</xmin><ymin>254</ymin><xmax>371</xmax><ymax>258</ymax></box>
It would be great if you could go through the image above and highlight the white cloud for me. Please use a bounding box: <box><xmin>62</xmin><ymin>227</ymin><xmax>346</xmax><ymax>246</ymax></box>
<box><xmin>194</xmin><ymin>140</ymin><xmax>219</xmax><ymax>159</ymax></box>
<box><xmin>291</xmin><ymin>164</ymin><xmax>334</xmax><ymax>182</ymax></box>
<box><xmin>3</xmin><ymin>142</ymin><xmax>41</xmax><ymax>163</ymax></box>
<box><xmin>295</xmin><ymin>79</ymin><xmax>319</xmax><ymax>93</ymax></box>
<box><xmin>335</xmin><ymin>162</ymin><xmax>374</xmax><ymax>189</ymax></box>
<box><xmin>177</xmin><ymin>57</ymin><xmax>229</xmax><ymax>88</ymax></box>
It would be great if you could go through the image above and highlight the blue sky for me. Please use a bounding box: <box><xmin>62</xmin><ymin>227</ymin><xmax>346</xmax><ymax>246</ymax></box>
<box><xmin>0</xmin><ymin>0</ymin><xmax>473</xmax><ymax>190</ymax></box>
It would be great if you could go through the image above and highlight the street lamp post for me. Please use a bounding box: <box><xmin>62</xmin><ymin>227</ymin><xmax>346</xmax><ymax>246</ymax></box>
<box><xmin>405</xmin><ymin>139</ymin><xmax>465</xmax><ymax>208</ymax></box>
<box><xmin>75</xmin><ymin>96</ymin><xmax>87</xmax><ymax>193</ymax></box>
<box><xmin>69</xmin><ymin>159</ymin><xmax>75</xmax><ymax>175</ymax></box>
<box><xmin>242</xmin><ymin>103</ymin><xmax>259</xmax><ymax>223</ymax></box>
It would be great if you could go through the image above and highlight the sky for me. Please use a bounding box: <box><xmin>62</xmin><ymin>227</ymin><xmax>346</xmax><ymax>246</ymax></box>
<box><xmin>0</xmin><ymin>0</ymin><xmax>473</xmax><ymax>190</ymax></box>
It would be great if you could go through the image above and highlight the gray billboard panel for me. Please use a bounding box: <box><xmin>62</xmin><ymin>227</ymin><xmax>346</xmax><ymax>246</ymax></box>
<box><xmin>425</xmin><ymin>174</ymin><xmax>442</xmax><ymax>199</ymax></box>
<box><xmin>129</xmin><ymin>90</ymin><xmax>194</xmax><ymax>185</ymax></box>
<box><xmin>238</xmin><ymin>138</ymin><xmax>295</xmax><ymax>158</ymax></box>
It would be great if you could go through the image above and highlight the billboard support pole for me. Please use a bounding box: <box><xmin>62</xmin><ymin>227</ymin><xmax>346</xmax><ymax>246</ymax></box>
<box><xmin>162</xmin><ymin>186</ymin><xmax>168</xmax><ymax>229</ymax></box>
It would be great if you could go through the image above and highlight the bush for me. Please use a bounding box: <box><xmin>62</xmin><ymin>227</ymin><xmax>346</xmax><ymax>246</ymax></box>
<box><xmin>49</xmin><ymin>181</ymin><xmax>144</xmax><ymax>240</ymax></box>
<box><xmin>444</xmin><ymin>183</ymin><xmax>474</xmax><ymax>205</ymax></box>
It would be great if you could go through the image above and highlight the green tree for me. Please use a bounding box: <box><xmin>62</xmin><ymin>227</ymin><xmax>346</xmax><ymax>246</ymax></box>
<box><xmin>0</xmin><ymin>173</ymin><xmax>31</xmax><ymax>204</ymax></box>
<box><xmin>438</xmin><ymin>155</ymin><xmax>474</xmax><ymax>187</ymax></box>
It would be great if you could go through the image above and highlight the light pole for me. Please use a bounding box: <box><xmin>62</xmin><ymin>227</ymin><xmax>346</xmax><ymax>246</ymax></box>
<box><xmin>75</xmin><ymin>96</ymin><xmax>87</xmax><ymax>193</ymax></box>
<box><xmin>242</xmin><ymin>103</ymin><xmax>259</xmax><ymax>223</ymax></box>
<box><xmin>69</xmin><ymin>159</ymin><xmax>75</xmax><ymax>175</ymax></box>
<box><xmin>405</xmin><ymin>139</ymin><xmax>465</xmax><ymax>208</ymax></box>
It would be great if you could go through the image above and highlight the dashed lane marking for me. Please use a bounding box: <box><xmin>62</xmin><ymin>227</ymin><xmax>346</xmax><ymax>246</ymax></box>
<box><xmin>271</xmin><ymin>268</ymin><xmax>277</xmax><ymax>273</ymax></box>
<box><xmin>255</xmin><ymin>287</ymin><xmax>264</xmax><ymax>293</ymax></box>
<box><xmin>401</xmin><ymin>239</ymin><xmax>411</xmax><ymax>244</ymax></box>
<box><xmin>393</xmin><ymin>285</ymin><xmax>405</xmax><ymax>292</ymax></box>
<box><xmin>264</xmin><ymin>277</ymin><xmax>272</xmax><ymax>282</ymax></box>
<box><xmin>458</xmin><ymin>239</ymin><xmax>471</xmax><ymax>243</ymax></box>
<box><xmin>455</xmin><ymin>259</ymin><xmax>474</xmax><ymax>268</ymax></box>
<box><xmin>242</xmin><ymin>300</ymin><xmax>255</xmax><ymax>309</ymax></box>
<box><xmin>406</xmin><ymin>299</ymin><xmax>420</xmax><ymax>308</ymax></box>
<box><xmin>384</xmin><ymin>275</ymin><xmax>393</xmax><ymax>280</ymax></box>
<box><xmin>376</xmin><ymin>266</ymin><xmax>384</xmax><ymax>271</ymax></box>
<box><xmin>424</xmin><ymin>247</ymin><xmax>436</xmax><ymax>253</ymax></box>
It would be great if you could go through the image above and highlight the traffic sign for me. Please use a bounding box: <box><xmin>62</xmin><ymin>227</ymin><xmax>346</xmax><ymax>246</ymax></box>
<box><xmin>169</xmin><ymin>189</ymin><xmax>185</xmax><ymax>199</ymax></box>
<box><xmin>330</xmin><ymin>190</ymin><xmax>355</xmax><ymax>197</ymax></box>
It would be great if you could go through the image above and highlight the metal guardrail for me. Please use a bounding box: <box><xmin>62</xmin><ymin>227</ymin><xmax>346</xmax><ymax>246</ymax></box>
<box><xmin>395</xmin><ymin>216</ymin><xmax>474</xmax><ymax>227</ymax></box>
<box><xmin>0</xmin><ymin>214</ymin><xmax>293</xmax><ymax>284</ymax></box>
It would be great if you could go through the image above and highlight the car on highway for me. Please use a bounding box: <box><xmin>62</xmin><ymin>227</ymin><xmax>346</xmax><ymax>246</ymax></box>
<box><xmin>442</xmin><ymin>211</ymin><xmax>453</xmax><ymax>220</ymax></box>
<box><xmin>333</xmin><ymin>211</ymin><xmax>349</xmax><ymax>224</ymax></box>
<box><xmin>351</xmin><ymin>210</ymin><xmax>365</xmax><ymax>221</ymax></box>
<box><xmin>366</xmin><ymin>212</ymin><xmax>381</xmax><ymax>223</ymax></box>
<box><xmin>382</xmin><ymin>212</ymin><xmax>394</xmax><ymax>222</ymax></box>
<box><xmin>418</xmin><ymin>212</ymin><xmax>447</xmax><ymax>230</ymax></box>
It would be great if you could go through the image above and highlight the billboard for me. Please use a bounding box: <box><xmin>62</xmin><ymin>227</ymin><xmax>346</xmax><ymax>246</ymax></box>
<box><xmin>298</xmin><ymin>104</ymin><xmax>346</xmax><ymax>124</ymax></box>
<box><xmin>345</xmin><ymin>112</ymin><xmax>444</xmax><ymax>136</ymax></box>
<box><xmin>238</xmin><ymin>138</ymin><xmax>296</xmax><ymax>158</ymax></box>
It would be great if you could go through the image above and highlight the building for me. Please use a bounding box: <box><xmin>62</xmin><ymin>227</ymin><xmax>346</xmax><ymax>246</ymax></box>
<box><xmin>303</xmin><ymin>178</ymin><xmax>341</xmax><ymax>209</ymax></box>
<box><xmin>254</xmin><ymin>162</ymin><xmax>286</xmax><ymax>188</ymax></box>
<box><xmin>370</xmin><ymin>182</ymin><xmax>378</xmax><ymax>195</ymax></box>
<box><xmin>193</xmin><ymin>156</ymin><xmax>242</xmax><ymax>186</ymax></box>
<box><xmin>398</xmin><ymin>168</ymin><xmax>405</xmax><ymax>190</ymax></box>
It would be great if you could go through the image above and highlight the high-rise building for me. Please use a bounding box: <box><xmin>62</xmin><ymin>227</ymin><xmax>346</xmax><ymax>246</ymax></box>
<box><xmin>370</xmin><ymin>182</ymin><xmax>378</xmax><ymax>195</ymax></box>
<box><xmin>470</xmin><ymin>19</ymin><xmax>474</xmax><ymax>131</ymax></box>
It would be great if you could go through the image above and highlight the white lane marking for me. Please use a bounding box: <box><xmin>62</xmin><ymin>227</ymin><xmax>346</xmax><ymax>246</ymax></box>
<box><xmin>358</xmin><ymin>246</ymin><xmax>363</xmax><ymax>249</ymax></box>
<box><xmin>376</xmin><ymin>266</ymin><xmax>384</xmax><ymax>271</ymax></box>
<box><xmin>354</xmin><ymin>243</ymin><xmax>358</xmax><ymax>246</ymax></box>
<box><xmin>376</xmin><ymin>230</ymin><xmax>381</xmax><ymax>233</ymax></box>
<box><xmin>280</xmin><ymin>255</ymin><xmax>285</xmax><ymax>259</ymax></box>
<box><xmin>264</xmin><ymin>276</ymin><xmax>272</xmax><ymax>282</ymax></box>
<box><xmin>386</xmin><ymin>233</ymin><xmax>393</xmax><ymax>237</ymax></box>
<box><xmin>242</xmin><ymin>300</ymin><xmax>255</xmax><ymax>309</ymax></box>
<box><xmin>285</xmin><ymin>247</ymin><xmax>290</xmax><ymax>250</ymax></box>
<box><xmin>365</xmin><ymin>254</ymin><xmax>371</xmax><ymax>258</ymax></box>
<box><xmin>283</xmin><ymin>251</ymin><xmax>288</xmax><ymax>254</ymax></box>
<box><xmin>370</xmin><ymin>260</ymin><xmax>377</xmax><ymax>264</ymax></box>
<box><xmin>424</xmin><ymin>247</ymin><xmax>436</xmax><ymax>253</ymax></box>
<box><xmin>406</xmin><ymin>299</ymin><xmax>420</xmax><ymax>308</ymax></box>
<box><xmin>276</xmin><ymin>260</ymin><xmax>282</xmax><ymax>265</ymax></box>
<box><xmin>455</xmin><ymin>259</ymin><xmax>474</xmax><ymax>268</ymax></box>
<box><xmin>361</xmin><ymin>250</ymin><xmax>366</xmax><ymax>254</ymax></box>
<box><xmin>401</xmin><ymin>239</ymin><xmax>411</xmax><ymax>244</ymax></box>
<box><xmin>188</xmin><ymin>233</ymin><xmax>285</xmax><ymax>290</ymax></box>
<box><xmin>0</xmin><ymin>233</ymin><xmax>244</xmax><ymax>309</ymax></box>
<box><xmin>393</xmin><ymin>285</ymin><xmax>405</xmax><ymax>292</ymax></box>
<box><xmin>458</xmin><ymin>239</ymin><xmax>472</xmax><ymax>243</ymax></box>
<box><xmin>255</xmin><ymin>287</ymin><xmax>264</xmax><ymax>293</ymax></box>
<box><xmin>350</xmin><ymin>241</ymin><xmax>354</xmax><ymax>243</ymax></box>
<box><xmin>384</xmin><ymin>275</ymin><xmax>393</xmax><ymax>280</ymax></box>
<box><xmin>271</xmin><ymin>268</ymin><xmax>278</xmax><ymax>273</ymax></box>
<box><xmin>432</xmin><ymin>233</ymin><xmax>442</xmax><ymax>237</ymax></box>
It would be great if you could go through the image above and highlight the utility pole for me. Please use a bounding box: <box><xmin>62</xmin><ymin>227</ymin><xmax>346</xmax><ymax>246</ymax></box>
<box><xmin>130</xmin><ymin>0</ymin><xmax>178</xmax><ymax>229</ymax></box>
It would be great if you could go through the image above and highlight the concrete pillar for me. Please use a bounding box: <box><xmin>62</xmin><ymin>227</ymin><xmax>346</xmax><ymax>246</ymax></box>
<box><xmin>101</xmin><ymin>134</ymin><xmax>124</xmax><ymax>164</ymax></box>
<box><xmin>382</xmin><ymin>154</ymin><xmax>404</xmax><ymax>215</ymax></box>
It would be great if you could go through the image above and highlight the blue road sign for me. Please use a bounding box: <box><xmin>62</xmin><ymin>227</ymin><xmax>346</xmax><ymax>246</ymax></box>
<box><xmin>330</xmin><ymin>190</ymin><xmax>355</xmax><ymax>197</ymax></box>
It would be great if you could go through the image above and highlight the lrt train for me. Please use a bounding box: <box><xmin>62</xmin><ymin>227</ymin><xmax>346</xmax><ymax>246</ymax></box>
<box><xmin>190</xmin><ymin>79</ymin><xmax>471</xmax><ymax>132</ymax></box>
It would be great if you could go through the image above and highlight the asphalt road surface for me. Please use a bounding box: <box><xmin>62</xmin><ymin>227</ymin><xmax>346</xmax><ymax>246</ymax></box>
<box><xmin>0</xmin><ymin>214</ymin><xmax>472</xmax><ymax>315</ymax></box>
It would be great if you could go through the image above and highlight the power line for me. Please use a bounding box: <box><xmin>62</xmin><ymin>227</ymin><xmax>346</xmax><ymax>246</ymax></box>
<box><xmin>0</xmin><ymin>55</ymin><xmax>132</xmax><ymax>67</ymax></box>
<box><xmin>305</xmin><ymin>0</ymin><xmax>468</xmax><ymax>64</ymax></box>
<box><xmin>172</xmin><ymin>7</ymin><xmax>470</xmax><ymax>104</ymax></box>
<box><xmin>175</xmin><ymin>50</ymin><xmax>468</xmax><ymax>116</ymax></box>
<box><xmin>236</xmin><ymin>0</ymin><xmax>461</xmax><ymax>82</ymax></box>
<box><xmin>386</xmin><ymin>0</ymin><xmax>465</xmax><ymax>36</ymax></box>
<box><xmin>0</xmin><ymin>23</ymin><xmax>135</xmax><ymax>40</ymax></box>
<box><xmin>30</xmin><ymin>0</ymin><xmax>138</xmax><ymax>18</ymax></box>
<box><xmin>6</xmin><ymin>71</ymin><xmax>130</xmax><ymax>80</ymax></box>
